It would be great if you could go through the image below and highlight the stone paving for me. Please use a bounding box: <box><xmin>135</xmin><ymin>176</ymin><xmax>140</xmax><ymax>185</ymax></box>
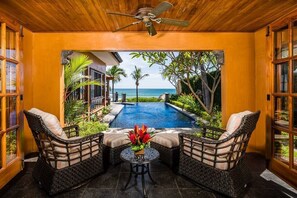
<box><xmin>1</xmin><ymin>153</ymin><xmax>297</xmax><ymax>198</ymax></box>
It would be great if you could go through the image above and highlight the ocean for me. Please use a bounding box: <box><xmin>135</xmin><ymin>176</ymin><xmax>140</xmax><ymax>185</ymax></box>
<box><xmin>113</xmin><ymin>88</ymin><xmax>176</xmax><ymax>98</ymax></box>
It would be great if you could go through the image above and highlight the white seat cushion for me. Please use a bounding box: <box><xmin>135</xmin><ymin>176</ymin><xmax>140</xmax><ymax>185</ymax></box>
<box><xmin>183</xmin><ymin>141</ymin><xmax>235</xmax><ymax>170</ymax></box>
<box><xmin>103</xmin><ymin>133</ymin><xmax>130</xmax><ymax>148</ymax></box>
<box><xmin>29</xmin><ymin>108</ymin><xmax>68</xmax><ymax>139</ymax></box>
<box><xmin>152</xmin><ymin>133</ymin><xmax>179</xmax><ymax>148</ymax></box>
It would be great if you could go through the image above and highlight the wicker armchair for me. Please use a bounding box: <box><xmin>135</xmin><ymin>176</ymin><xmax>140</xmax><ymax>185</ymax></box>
<box><xmin>179</xmin><ymin>111</ymin><xmax>260</xmax><ymax>197</ymax></box>
<box><xmin>24</xmin><ymin>110</ymin><xmax>104</xmax><ymax>195</ymax></box>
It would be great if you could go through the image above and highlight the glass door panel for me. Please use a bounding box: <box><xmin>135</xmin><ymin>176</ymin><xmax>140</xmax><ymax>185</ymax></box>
<box><xmin>6</xmin><ymin>28</ymin><xmax>16</xmax><ymax>60</ymax></box>
<box><xmin>0</xmin><ymin>27</ymin><xmax>1</xmax><ymax>56</ymax></box>
<box><xmin>274</xmin><ymin>62</ymin><xmax>289</xmax><ymax>93</ymax></box>
<box><xmin>0</xmin><ymin>60</ymin><xmax>2</xmax><ymax>93</ymax></box>
<box><xmin>275</xmin><ymin>26</ymin><xmax>289</xmax><ymax>59</ymax></box>
<box><xmin>6</xmin><ymin>62</ymin><xmax>16</xmax><ymax>93</ymax></box>
<box><xmin>6</xmin><ymin>129</ymin><xmax>17</xmax><ymax>164</ymax></box>
<box><xmin>294</xmin><ymin>60</ymin><xmax>297</xmax><ymax>93</ymax></box>
<box><xmin>274</xmin><ymin>96</ymin><xmax>289</xmax><ymax>127</ymax></box>
<box><xmin>6</xmin><ymin>97</ymin><xmax>17</xmax><ymax>128</ymax></box>
<box><xmin>274</xmin><ymin>130</ymin><xmax>290</xmax><ymax>165</ymax></box>
<box><xmin>293</xmin><ymin>135</ymin><xmax>297</xmax><ymax>169</ymax></box>
<box><xmin>293</xmin><ymin>21</ymin><xmax>297</xmax><ymax>56</ymax></box>
<box><xmin>294</xmin><ymin>98</ymin><xmax>297</xmax><ymax>129</ymax></box>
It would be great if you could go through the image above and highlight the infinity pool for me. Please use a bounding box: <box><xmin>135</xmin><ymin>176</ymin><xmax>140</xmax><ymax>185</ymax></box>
<box><xmin>110</xmin><ymin>103</ymin><xmax>196</xmax><ymax>128</ymax></box>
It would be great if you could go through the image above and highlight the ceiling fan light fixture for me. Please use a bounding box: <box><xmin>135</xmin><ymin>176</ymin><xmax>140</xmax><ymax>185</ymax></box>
<box><xmin>107</xmin><ymin>1</ymin><xmax>189</xmax><ymax>36</ymax></box>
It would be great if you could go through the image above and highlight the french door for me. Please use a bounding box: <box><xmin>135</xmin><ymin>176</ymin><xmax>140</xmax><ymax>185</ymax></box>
<box><xmin>0</xmin><ymin>22</ymin><xmax>22</xmax><ymax>188</ymax></box>
<box><xmin>271</xmin><ymin>19</ymin><xmax>297</xmax><ymax>186</ymax></box>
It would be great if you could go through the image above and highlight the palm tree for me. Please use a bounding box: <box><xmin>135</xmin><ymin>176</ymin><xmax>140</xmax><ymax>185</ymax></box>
<box><xmin>106</xmin><ymin>65</ymin><xmax>127</xmax><ymax>101</ymax></box>
<box><xmin>64</xmin><ymin>54</ymin><xmax>100</xmax><ymax>101</ymax></box>
<box><xmin>64</xmin><ymin>54</ymin><xmax>101</xmax><ymax>124</ymax></box>
<box><xmin>131</xmin><ymin>66</ymin><xmax>149</xmax><ymax>102</ymax></box>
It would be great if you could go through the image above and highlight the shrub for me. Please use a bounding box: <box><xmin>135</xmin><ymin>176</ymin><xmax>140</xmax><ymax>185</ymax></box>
<box><xmin>65</xmin><ymin>100</ymin><xmax>86</xmax><ymax>125</ymax></box>
<box><xmin>102</xmin><ymin>106</ymin><xmax>111</xmax><ymax>115</ymax></box>
<box><xmin>170</xmin><ymin>94</ymin><xmax>179</xmax><ymax>101</ymax></box>
<box><xmin>196</xmin><ymin>107</ymin><xmax>222</xmax><ymax>128</ymax></box>
<box><xmin>170</xmin><ymin>100</ymin><xmax>197</xmax><ymax>114</ymax></box>
<box><xmin>177</xmin><ymin>94</ymin><xmax>200</xmax><ymax>112</ymax></box>
<box><xmin>79</xmin><ymin>121</ymin><xmax>108</xmax><ymax>137</ymax></box>
<box><xmin>127</xmin><ymin>97</ymin><xmax>162</xmax><ymax>102</ymax></box>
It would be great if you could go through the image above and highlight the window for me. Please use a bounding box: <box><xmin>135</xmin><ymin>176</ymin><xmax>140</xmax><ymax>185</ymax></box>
<box><xmin>90</xmin><ymin>69</ymin><xmax>102</xmax><ymax>98</ymax></box>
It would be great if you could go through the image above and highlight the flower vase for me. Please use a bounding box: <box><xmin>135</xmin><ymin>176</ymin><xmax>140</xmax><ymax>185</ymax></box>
<box><xmin>135</xmin><ymin>149</ymin><xmax>144</xmax><ymax>155</ymax></box>
<box><xmin>134</xmin><ymin>149</ymin><xmax>145</xmax><ymax>160</ymax></box>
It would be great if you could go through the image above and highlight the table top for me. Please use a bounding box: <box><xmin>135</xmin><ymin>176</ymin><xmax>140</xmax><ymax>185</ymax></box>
<box><xmin>120</xmin><ymin>147</ymin><xmax>160</xmax><ymax>164</ymax></box>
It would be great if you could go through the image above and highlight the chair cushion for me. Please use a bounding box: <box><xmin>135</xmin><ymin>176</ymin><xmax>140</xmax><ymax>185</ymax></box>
<box><xmin>217</xmin><ymin>111</ymin><xmax>252</xmax><ymax>156</ymax></box>
<box><xmin>103</xmin><ymin>133</ymin><xmax>130</xmax><ymax>148</ymax></box>
<box><xmin>183</xmin><ymin>141</ymin><xmax>235</xmax><ymax>170</ymax></box>
<box><xmin>152</xmin><ymin>133</ymin><xmax>179</xmax><ymax>148</ymax></box>
<box><xmin>226</xmin><ymin>111</ymin><xmax>252</xmax><ymax>134</ymax></box>
<box><xmin>53</xmin><ymin>145</ymin><xmax>100</xmax><ymax>169</ymax></box>
<box><xmin>29</xmin><ymin>108</ymin><xmax>68</xmax><ymax>139</ymax></box>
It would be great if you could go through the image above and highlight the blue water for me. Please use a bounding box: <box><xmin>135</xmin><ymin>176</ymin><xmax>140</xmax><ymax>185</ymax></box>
<box><xmin>110</xmin><ymin>103</ymin><xmax>196</xmax><ymax>128</ymax></box>
<box><xmin>114</xmin><ymin>88</ymin><xmax>176</xmax><ymax>98</ymax></box>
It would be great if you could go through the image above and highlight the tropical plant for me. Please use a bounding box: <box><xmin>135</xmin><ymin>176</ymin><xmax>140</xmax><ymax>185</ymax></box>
<box><xmin>196</xmin><ymin>106</ymin><xmax>222</xmax><ymax>128</ymax></box>
<box><xmin>177</xmin><ymin>94</ymin><xmax>199</xmax><ymax>112</ymax></box>
<box><xmin>102</xmin><ymin>106</ymin><xmax>111</xmax><ymax>115</ymax></box>
<box><xmin>64</xmin><ymin>99</ymin><xmax>86</xmax><ymax>125</ymax></box>
<box><xmin>131</xmin><ymin>51</ymin><xmax>222</xmax><ymax>115</ymax></box>
<box><xmin>64</xmin><ymin>54</ymin><xmax>101</xmax><ymax>125</ymax></box>
<box><xmin>78</xmin><ymin>121</ymin><xmax>108</xmax><ymax>137</ymax></box>
<box><xmin>106</xmin><ymin>65</ymin><xmax>127</xmax><ymax>101</ymax></box>
<box><xmin>131</xmin><ymin>66</ymin><xmax>149</xmax><ymax>102</ymax></box>
<box><xmin>64</xmin><ymin>54</ymin><xmax>100</xmax><ymax>101</ymax></box>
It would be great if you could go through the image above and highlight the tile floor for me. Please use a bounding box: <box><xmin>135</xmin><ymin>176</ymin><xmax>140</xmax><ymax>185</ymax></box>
<box><xmin>1</xmin><ymin>153</ymin><xmax>296</xmax><ymax>198</ymax></box>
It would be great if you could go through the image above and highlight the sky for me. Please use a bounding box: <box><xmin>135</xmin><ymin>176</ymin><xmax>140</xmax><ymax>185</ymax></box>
<box><xmin>106</xmin><ymin>52</ymin><xmax>174</xmax><ymax>89</ymax></box>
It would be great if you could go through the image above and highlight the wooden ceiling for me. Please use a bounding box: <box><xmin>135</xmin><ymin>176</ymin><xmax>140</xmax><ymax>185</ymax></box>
<box><xmin>0</xmin><ymin>0</ymin><xmax>297</xmax><ymax>32</ymax></box>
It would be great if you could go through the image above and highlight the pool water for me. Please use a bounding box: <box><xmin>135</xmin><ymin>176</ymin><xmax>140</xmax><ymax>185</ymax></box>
<box><xmin>110</xmin><ymin>103</ymin><xmax>196</xmax><ymax>128</ymax></box>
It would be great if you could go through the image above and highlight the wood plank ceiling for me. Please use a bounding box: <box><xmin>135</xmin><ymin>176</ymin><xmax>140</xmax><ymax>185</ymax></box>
<box><xmin>0</xmin><ymin>0</ymin><xmax>297</xmax><ymax>32</ymax></box>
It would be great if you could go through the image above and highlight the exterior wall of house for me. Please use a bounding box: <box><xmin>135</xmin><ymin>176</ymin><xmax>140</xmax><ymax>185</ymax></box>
<box><xmin>23</xmin><ymin>31</ymin><xmax>259</xmax><ymax>154</ymax></box>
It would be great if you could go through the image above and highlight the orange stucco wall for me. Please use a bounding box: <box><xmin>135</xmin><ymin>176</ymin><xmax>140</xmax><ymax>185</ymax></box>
<box><xmin>23</xmin><ymin>31</ymin><xmax>263</xmax><ymax>154</ymax></box>
<box><xmin>249</xmin><ymin>27</ymin><xmax>271</xmax><ymax>155</ymax></box>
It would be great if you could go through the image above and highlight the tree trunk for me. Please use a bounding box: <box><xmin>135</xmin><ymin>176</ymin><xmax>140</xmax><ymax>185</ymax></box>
<box><xmin>112</xmin><ymin>80</ymin><xmax>115</xmax><ymax>102</ymax></box>
<box><xmin>200</xmin><ymin>64</ymin><xmax>211</xmax><ymax>109</ymax></box>
<box><xmin>136</xmin><ymin>84</ymin><xmax>138</xmax><ymax>102</ymax></box>
<box><xmin>176</xmin><ymin>80</ymin><xmax>182</xmax><ymax>95</ymax></box>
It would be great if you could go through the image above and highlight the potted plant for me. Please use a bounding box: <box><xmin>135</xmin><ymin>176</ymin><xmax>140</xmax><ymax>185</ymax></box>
<box><xmin>128</xmin><ymin>125</ymin><xmax>153</xmax><ymax>156</ymax></box>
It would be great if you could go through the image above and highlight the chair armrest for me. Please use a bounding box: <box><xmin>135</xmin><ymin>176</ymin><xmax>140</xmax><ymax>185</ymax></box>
<box><xmin>63</xmin><ymin>125</ymin><xmax>79</xmax><ymax>138</ymax></box>
<box><xmin>179</xmin><ymin>133</ymin><xmax>222</xmax><ymax>145</ymax></box>
<box><xmin>200</xmin><ymin>125</ymin><xmax>225</xmax><ymax>140</ymax></box>
<box><xmin>65</xmin><ymin>132</ymin><xmax>104</xmax><ymax>144</ymax></box>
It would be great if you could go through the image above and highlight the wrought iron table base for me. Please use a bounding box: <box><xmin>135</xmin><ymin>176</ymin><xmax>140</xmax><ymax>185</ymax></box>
<box><xmin>122</xmin><ymin>163</ymin><xmax>157</xmax><ymax>198</ymax></box>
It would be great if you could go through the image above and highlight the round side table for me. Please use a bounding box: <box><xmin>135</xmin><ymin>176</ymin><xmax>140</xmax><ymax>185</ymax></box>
<box><xmin>120</xmin><ymin>147</ymin><xmax>160</xmax><ymax>198</ymax></box>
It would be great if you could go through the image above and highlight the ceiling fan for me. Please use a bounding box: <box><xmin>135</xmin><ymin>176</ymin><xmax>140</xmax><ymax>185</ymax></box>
<box><xmin>107</xmin><ymin>1</ymin><xmax>189</xmax><ymax>36</ymax></box>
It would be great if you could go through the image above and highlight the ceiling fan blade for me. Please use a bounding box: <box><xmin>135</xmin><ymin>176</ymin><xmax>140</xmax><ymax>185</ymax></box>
<box><xmin>147</xmin><ymin>23</ymin><xmax>157</xmax><ymax>36</ymax></box>
<box><xmin>107</xmin><ymin>11</ymin><xmax>136</xmax><ymax>18</ymax></box>
<box><xmin>150</xmin><ymin>1</ymin><xmax>173</xmax><ymax>17</ymax></box>
<box><xmin>113</xmin><ymin>21</ymin><xmax>141</xmax><ymax>32</ymax></box>
<box><xmin>160</xmin><ymin>18</ymin><xmax>189</xmax><ymax>27</ymax></box>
